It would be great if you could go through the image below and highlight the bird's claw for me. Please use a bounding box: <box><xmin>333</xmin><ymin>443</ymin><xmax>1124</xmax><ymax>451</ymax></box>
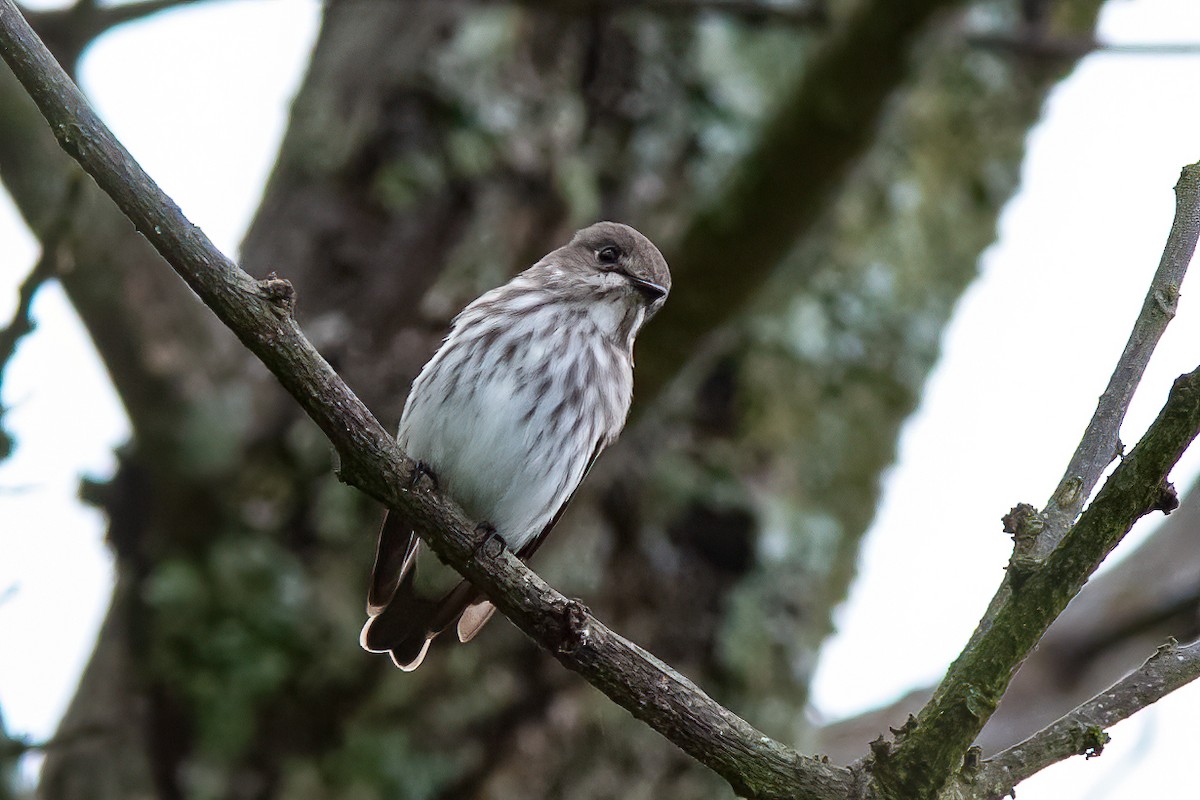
<box><xmin>472</xmin><ymin>523</ymin><xmax>508</xmax><ymax>560</ymax></box>
<box><xmin>409</xmin><ymin>460</ymin><xmax>439</xmax><ymax>492</ymax></box>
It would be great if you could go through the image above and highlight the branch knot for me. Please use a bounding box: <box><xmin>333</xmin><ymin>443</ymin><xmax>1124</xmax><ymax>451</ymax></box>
<box><xmin>556</xmin><ymin>598</ymin><xmax>592</xmax><ymax>655</ymax></box>
<box><xmin>1150</xmin><ymin>480</ymin><xmax>1179</xmax><ymax>516</ymax></box>
<box><xmin>1002</xmin><ymin>502</ymin><xmax>1045</xmax><ymax>576</ymax></box>
<box><xmin>257</xmin><ymin>272</ymin><xmax>296</xmax><ymax>316</ymax></box>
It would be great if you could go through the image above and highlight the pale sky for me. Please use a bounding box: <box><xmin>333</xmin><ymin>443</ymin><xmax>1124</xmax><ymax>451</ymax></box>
<box><xmin>2</xmin><ymin>0</ymin><xmax>1199</xmax><ymax>797</ymax></box>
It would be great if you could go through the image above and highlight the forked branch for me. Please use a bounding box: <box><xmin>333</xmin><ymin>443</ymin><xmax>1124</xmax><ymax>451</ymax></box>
<box><xmin>1038</xmin><ymin>165</ymin><xmax>1200</xmax><ymax>557</ymax></box>
<box><xmin>873</xmin><ymin>163</ymin><xmax>1200</xmax><ymax>798</ymax></box>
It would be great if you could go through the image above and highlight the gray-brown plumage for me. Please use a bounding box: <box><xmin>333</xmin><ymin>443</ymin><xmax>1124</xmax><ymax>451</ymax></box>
<box><xmin>361</xmin><ymin>222</ymin><xmax>670</xmax><ymax>669</ymax></box>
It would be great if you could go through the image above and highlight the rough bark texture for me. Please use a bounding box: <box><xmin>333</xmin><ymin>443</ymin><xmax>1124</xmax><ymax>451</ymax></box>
<box><xmin>5</xmin><ymin>0</ymin><xmax>1186</xmax><ymax>798</ymax></box>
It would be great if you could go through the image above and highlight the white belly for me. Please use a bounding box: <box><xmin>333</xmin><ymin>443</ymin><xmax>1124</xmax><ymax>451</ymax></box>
<box><xmin>398</xmin><ymin>317</ymin><xmax>630</xmax><ymax>551</ymax></box>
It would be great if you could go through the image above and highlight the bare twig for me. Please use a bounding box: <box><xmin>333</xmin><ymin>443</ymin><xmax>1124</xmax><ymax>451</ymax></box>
<box><xmin>23</xmin><ymin>0</ymin><xmax>209</xmax><ymax>69</ymax></box>
<box><xmin>1037</xmin><ymin>165</ymin><xmax>1200</xmax><ymax>557</ymax></box>
<box><xmin>970</xmin><ymin>33</ymin><xmax>1200</xmax><ymax>59</ymax></box>
<box><xmin>871</xmin><ymin>163</ymin><xmax>1200</xmax><ymax>798</ymax></box>
<box><xmin>971</xmin><ymin>638</ymin><xmax>1200</xmax><ymax>799</ymax></box>
<box><xmin>0</xmin><ymin>173</ymin><xmax>82</xmax><ymax>460</ymax></box>
<box><xmin>507</xmin><ymin>0</ymin><xmax>829</xmax><ymax>25</ymax></box>
<box><xmin>0</xmin><ymin>255</ymin><xmax>54</xmax><ymax>383</ymax></box>
<box><xmin>70</xmin><ymin>0</ymin><xmax>208</xmax><ymax>28</ymax></box>
<box><xmin>0</xmin><ymin>4</ymin><xmax>855</xmax><ymax>797</ymax></box>
<box><xmin>0</xmin><ymin>722</ymin><xmax>112</xmax><ymax>757</ymax></box>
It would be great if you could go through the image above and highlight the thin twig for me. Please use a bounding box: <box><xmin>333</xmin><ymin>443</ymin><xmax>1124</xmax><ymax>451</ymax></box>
<box><xmin>0</xmin><ymin>255</ymin><xmax>54</xmax><ymax>383</ymax></box>
<box><xmin>506</xmin><ymin>0</ymin><xmax>829</xmax><ymax>25</ymax></box>
<box><xmin>0</xmin><ymin>172</ymin><xmax>80</xmax><ymax>368</ymax></box>
<box><xmin>23</xmin><ymin>0</ymin><xmax>209</xmax><ymax>69</ymax></box>
<box><xmin>971</xmin><ymin>638</ymin><xmax>1200</xmax><ymax>799</ymax></box>
<box><xmin>77</xmin><ymin>0</ymin><xmax>208</xmax><ymax>29</ymax></box>
<box><xmin>0</xmin><ymin>722</ymin><xmax>112</xmax><ymax>757</ymax></box>
<box><xmin>0</xmin><ymin>4</ymin><xmax>855</xmax><ymax>797</ymax></box>
<box><xmin>0</xmin><ymin>173</ymin><xmax>82</xmax><ymax>459</ymax></box>
<box><xmin>970</xmin><ymin>33</ymin><xmax>1200</xmax><ymax>59</ymax></box>
<box><xmin>1038</xmin><ymin>164</ymin><xmax>1200</xmax><ymax>557</ymax></box>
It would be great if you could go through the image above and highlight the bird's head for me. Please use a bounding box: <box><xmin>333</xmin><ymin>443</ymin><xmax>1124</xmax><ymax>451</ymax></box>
<box><xmin>537</xmin><ymin>221</ymin><xmax>670</xmax><ymax>323</ymax></box>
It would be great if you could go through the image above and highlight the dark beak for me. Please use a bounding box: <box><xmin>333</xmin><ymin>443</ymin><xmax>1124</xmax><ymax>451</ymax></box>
<box><xmin>628</xmin><ymin>275</ymin><xmax>667</xmax><ymax>302</ymax></box>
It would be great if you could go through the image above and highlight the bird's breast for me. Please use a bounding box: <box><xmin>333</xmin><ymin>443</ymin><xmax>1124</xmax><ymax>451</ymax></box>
<box><xmin>398</xmin><ymin>311</ymin><xmax>632</xmax><ymax>549</ymax></box>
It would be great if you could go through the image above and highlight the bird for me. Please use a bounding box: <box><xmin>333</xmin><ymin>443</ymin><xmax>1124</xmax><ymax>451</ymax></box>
<box><xmin>360</xmin><ymin>221</ymin><xmax>670</xmax><ymax>670</ymax></box>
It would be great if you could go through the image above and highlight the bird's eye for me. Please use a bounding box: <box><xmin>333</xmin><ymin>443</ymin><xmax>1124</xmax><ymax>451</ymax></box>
<box><xmin>597</xmin><ymin>246</ymin><xmax>621</xmax><ymax>266</ymax></box>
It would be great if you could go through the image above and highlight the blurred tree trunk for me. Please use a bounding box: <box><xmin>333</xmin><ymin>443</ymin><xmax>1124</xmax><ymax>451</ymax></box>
<box><xmin>0</xmin><ymin>0</ymin><xmax>1150</xmax><ymax>798</ymax></box>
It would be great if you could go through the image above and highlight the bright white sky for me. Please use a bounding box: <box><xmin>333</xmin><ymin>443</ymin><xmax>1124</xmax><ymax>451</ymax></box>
<box><xmin>1</xmin><ymin>0</ymin><xmax>1199</xmax><ymax>797</ymax></box>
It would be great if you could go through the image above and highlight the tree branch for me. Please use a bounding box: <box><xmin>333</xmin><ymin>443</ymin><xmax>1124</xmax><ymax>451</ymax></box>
<box><xmin>1037</xmin><ymin>164</ymin><xmax>1200</xmax><ymax>557</ymax></box>
<box><xmin>870</xmin><ymin>162</ymin><xmax>1200</xmax><ymax>798</ymax></box>
<box><xmin>969</xmin><ymin>32</ymin><xmax>1200</xmax><ymax>59</ymax></box>
<box><xmin>24</xmin><ymin>0</ymin><xmax>211</xmax><ymax>69</ymax></box>
<box><xmin>971</xmin><ymin>637</ymin><xmax>1200</xmax><ymax>799</ymax></box>
<box><xmin>0</xmin><ymin>172</ymin><xmax>83</xmax><ymax>460</ymax></box>
<box><xmin>0</xmin><ymin>3</ymin><xmax>856</xmax><ymax>797</ymax></box>
<box><xmin>0</xmin><ymin>722</ymin><xmax>112</xmax><ymax>758</ymax></box>
<box><xmin>0</xmin><ymin>248</ymin><xmax>53</xmax><ymax>462</ymax></box>
<box><xmin>506</xmin><ymin>0</ymin><xmax>829</xmax><ymax>26</ymax></box>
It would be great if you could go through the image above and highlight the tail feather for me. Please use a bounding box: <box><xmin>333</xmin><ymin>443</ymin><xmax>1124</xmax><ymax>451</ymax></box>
<box><xmin>367</xmin><ymin>511</ymin><xmax>417</xmax><ymax>614</ymax></box>
<box><xmin>361</xmin><ymin>511</ymin><xmax>488</xmax><ymax>669</ymax></box>
<box><xmin>360</xmin><ymin>565</ymin><xmax>437</xmax><ymax>669</ymax></box>
<box><xmin>456</xmin><ymin>600</ymin><xmax>497</xmax><ymax>643</ymax></box>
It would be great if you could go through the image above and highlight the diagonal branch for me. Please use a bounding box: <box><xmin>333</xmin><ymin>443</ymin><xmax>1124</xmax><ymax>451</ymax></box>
<box><xmin>0</xmin><ymin>3</ymin><xmax>854</xmax><ymax>798</ymax></box>
<box><xmin>1037</xmin><ymin>165</ymin><xmax>1200</xmax><ymax>557</ymax></box>
<box><xmin>971</xmin><ymin>637</ymin><xmax>1200</xmax><ymax>799</ymax></box>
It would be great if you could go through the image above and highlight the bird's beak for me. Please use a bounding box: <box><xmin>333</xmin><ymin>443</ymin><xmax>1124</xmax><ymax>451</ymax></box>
<box><xmin>628</xmin><ymin>275</ymin><xmax>667</xmax><ymax>302</ymax></box>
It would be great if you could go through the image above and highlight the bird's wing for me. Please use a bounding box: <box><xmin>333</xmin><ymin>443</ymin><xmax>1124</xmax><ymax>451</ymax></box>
<box><xmin>519</xmin><ymin>436</ymin><xmax>607</xmax><ymax>561</ymax></box>
<box><xmin>456</xmin><ymin>437</ymin><xmax>608</xmax><ymax>643</ymax></box>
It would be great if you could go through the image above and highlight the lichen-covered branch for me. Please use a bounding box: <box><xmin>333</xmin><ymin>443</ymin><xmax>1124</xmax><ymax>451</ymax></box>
<box><xmin>876</xmin><ymin>365</ymin><xmax>1200</xmax><ymax>797</ymax></box>
<box><xmin>0</xmin><ymin>3</ymin><xmax>855</xmax><ymax>796</ymax></box>
<box><xmin>864</xmin><ymin>159</ymin><xmax>1200</xmax><ymax>800</ymax></box>
<box><xmin>970</xmin><ymin>637</ymin><xmax>1200</xmax><ymax>799</ymax></box>
<box><xmin>873</xmin><ymin>365</ymin><xmax>1200</xmax><ymax>796</ymax></box>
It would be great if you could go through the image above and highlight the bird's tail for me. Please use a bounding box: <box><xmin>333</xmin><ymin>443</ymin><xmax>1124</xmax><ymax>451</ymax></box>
<box><xmin>360</xmin><ymin>511</ymin><xmax>488</xmax><ymax>670</ymax></box>
<box><xmin>360</xmin><ymin>562</ymin><xmax>439</xmax><ymax>670</ymax></box>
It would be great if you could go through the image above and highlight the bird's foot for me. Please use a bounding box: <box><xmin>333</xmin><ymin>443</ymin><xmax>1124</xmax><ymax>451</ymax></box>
<box><xmin>557</xmin><ymin>598</ymin><xmax>592</xmax><ymax>654</ymax></box>
<box><xmin>472</xmin><ymin>523</ymin><xmax>508</xmax><ymax>560</ymax></box>
<box><xmin>409</xmin><ymin>460</ymin><xmax>439</xmax><ymax>492</ymax></box>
